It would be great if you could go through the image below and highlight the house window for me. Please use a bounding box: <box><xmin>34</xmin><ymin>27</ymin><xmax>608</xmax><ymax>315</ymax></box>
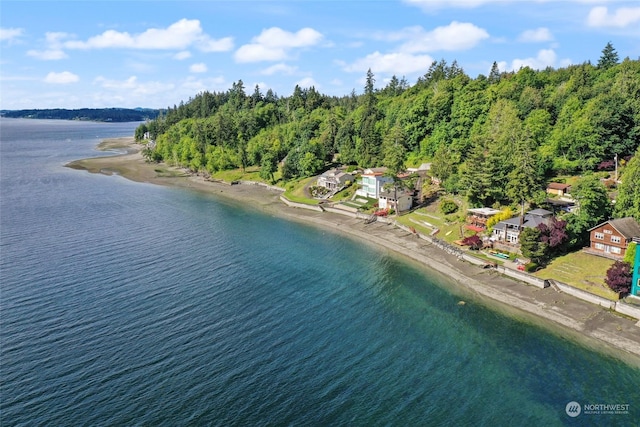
<box><xmin>611</xmin><ymin>235</ymin><xmax>621</xmax><ymax>244</ymax></box>
<box><xmin>595</xmin><ymin>243</ymin><xmax>605</xmax><ymax>250</ymax></box>
<box><xmin>594</xmin><ymin>232</ymin><xmax>604</xmax><ymax>240</ymax></box>
<box><xmin>611</xmin><ymin>247</ymin><xmax>621</xmax><ymax>254</ymax></box>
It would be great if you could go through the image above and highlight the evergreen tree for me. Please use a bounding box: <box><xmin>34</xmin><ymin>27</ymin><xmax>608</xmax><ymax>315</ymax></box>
<box><xmin>598</xmin><ymin>42</ymin><xmax>619</xmax><ymax>70</ymax></box>
<box><xmin>488</xmin><ymin>61</ymin><xmax>501</xmax><ymax>84</ymax></box>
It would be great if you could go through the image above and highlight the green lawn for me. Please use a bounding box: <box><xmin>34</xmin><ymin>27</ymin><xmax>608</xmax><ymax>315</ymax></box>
<box><xmin>533</xmin><ymin>251</ymin><xmax>618</xmax><ymax>300</ymax></box>
<box><xmin>282</xmin><ymin>176</ymin><xmax>319</xmax><ymax>205</ymax></box>
<box><xmin>397</xmin><ymin>195</ymin><xmax>474</xmax><ymax>244</ymax></box>
<box><xmin>211</xmin><ymin>166</ymin><xmax>265</xmax><ymax>183</ymax></box>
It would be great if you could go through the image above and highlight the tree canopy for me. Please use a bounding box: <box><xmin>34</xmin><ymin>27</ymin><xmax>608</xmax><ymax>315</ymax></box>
<box><xmin>137</xmin><ymin>43</ymin><xmax>639</xmax><ymax>211</ymax></box>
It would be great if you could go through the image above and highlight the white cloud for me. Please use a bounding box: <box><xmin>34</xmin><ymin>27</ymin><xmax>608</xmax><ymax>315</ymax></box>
<box><xmin>63</xmin><ymin>19</ymin><xmax>233</xmax><ymax>52</ymax></box>
<box><xmin>507</xmin><ymin>49</ymin><xmax>561</xmax><ymax>71</ymax></box>
<box><xmin>235</xmin><ymin>44</ymin><xmax>287</xmax><ymax>62</ymax></box>
<box><xmin>343</xmin><ymin>51</ymin><xmax>434</xmax><ymax>75</ymax></box>
<box><xmin>0</xmin><ymin>27</ymin><xmax>24</xmax><ymax>42</ymax></box>
<box><xmin>235</xmin><ymin>27</ymin><xmax>323</xmax><ymax>63</ymax></box>
<box><xmin>518</xmin><ymin>27</ymin><xmax>553</xmax><ymax>42</ymax></box>
<box><xmin>180</xmin><ymin>75</ymin><xmax>227</xmax><ymax>93</ymax></box>
<box><xmin>27</xmin><ymin>49</ymin><xmax>68</xmax><ymax>60</ymax></box>
<box><xmin>27</xmin><ymin>33</ymin><xmax>73</xmax><ymax>60</ymax></box>
<box><xmin>260</xmin><ymin>63</ymin><xmax>298</xmax><ymax>75</ymax></box>
<box><xmin>190</xmin><ymin>63</ymin><xmax>208</xmax><ymax>73</ymax></box>
<box><xmin>44</xmin><ymin>71</ymin><xmax>79</xmax><ymax>84</ymax></box>
<box><xmin>94</xmin><ymin>75</ymin><xmax>175</xmax><ymax>96</ymax></box>
<box><xmin>295</xmin><ymin>77</ymin><xmax>319</xmax><ymax>89</ymax></box>
<box><xmin>255</xmin><ymin>27</ymin><xmax>323</xmax><ymax>48</ymax></box>
<box><xmin>174</xmin><ymin>51</ymin><xmax>192</xmax><ymax>60</ymax></box>
<box><xmin>587</xmin><ymin>6</ymin><xmax>640</xmax><ymax>28</ymax></box>
<box><xmin>381</xmin><ymin>22</ymin><xmax>489</xmax><ymax>53</ymax></box>
<box><xmin>199</xmin><ymin>37</ymin><xmax>234</xmax><ymax>52</ymax></box>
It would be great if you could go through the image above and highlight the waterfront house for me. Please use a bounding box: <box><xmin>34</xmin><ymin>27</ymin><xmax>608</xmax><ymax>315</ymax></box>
<box><xmin>356</xmin><ymin>167</ymin><xmax>392</xmax><ymax>199</ymax></box>
<box><xmin>632</xmin><ymin>237</ymin><xmax>640</xmax><ymax>297</ymax></box>
<box><xmin>316</xmin><ymin>169</ymin><xmax>353</xmax><ymax>191</ymax></box>
<box><xmin>492</xmin><ymin>208</ymin><xmax>553</xmax><ymax>247</ymax></box>
<box><xmin>586</xmin><ymin>217</ymin><xmax>640</xmax><ymax>259</ymax></box>
<box><xmin>466</xmin><ymin>207</ymin><xmax>501</xmax><ymax>232</ymax></box>
<box><xmin>546</xmin><ymin>182</ymin><xmax>572</xmax><ymax>197</ymax></box>
<box><xmin>378</xmin><ymin>189</ymin><xmax>413</xmax><ymax>213</ymax></box>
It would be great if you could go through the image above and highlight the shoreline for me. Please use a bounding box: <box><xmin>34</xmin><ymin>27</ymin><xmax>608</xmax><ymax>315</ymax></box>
<box><xmin>66</xmin><ymin>137</ymin><xmax>640</xmax><ymax>366</ymax></box>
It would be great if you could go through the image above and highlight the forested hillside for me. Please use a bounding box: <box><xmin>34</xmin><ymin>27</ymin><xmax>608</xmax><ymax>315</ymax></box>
<box><xmin>2</xmin><ymin>108</ymin><xmax>159</xmax><ymax>122</ymax></box>
<box><xmin>137</xmin><ymin>44</ymin><xmax>640</xmax><ymax>212</ymax></box>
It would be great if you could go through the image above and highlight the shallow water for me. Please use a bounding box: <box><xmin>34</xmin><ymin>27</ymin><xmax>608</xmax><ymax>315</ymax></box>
<box><xmin>1</xmin><ymin>118</ymin><xmax>638</xmax><ymax>426</ymax></box>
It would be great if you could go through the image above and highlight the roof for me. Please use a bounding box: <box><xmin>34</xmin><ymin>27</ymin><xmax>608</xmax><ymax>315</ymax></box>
<box><xmin>494</xmin><ymin>210</ymin><xmax>553</xmax><ymax>230</ymax></box>
<box><xmin>527</xmin><ymin>208</ymin><xmax>553</xmax><ymax>217</ymax></box>
<box><xmin>547</xmin><ymin>182</ymin><xmax>571</xmax><ymax>190</ymax></box>
<box><xmin>590</xmin><ymin>217</ymin><xmax>640</xmax><ymax>239</ymax></box>
<box><xmin>363</xmin><ymin>167</ymin><xmax>388</xmax><ymax>176</ymax></box>
<box><xmin>468</xmin><ymin>207</ymin><xmax>501</xmax><ymax>216</ymax></box>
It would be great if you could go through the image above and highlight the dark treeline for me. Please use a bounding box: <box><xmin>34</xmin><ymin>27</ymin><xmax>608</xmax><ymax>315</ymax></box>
<box><xmin>2</xmin><ymin>108</ymin><xmax>160</xmax><ymax>122</ymax></box>
<box><xmin>137</xmin><ymin>43</ymin><xmax>640</xmax><ymax>211</ymax></box>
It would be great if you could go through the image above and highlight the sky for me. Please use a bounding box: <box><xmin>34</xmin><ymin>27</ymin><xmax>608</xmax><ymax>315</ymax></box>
<box><xmin>1</xmin><ymin>0</ymin><xmax>639</xmax><ymax>110</ymax></box>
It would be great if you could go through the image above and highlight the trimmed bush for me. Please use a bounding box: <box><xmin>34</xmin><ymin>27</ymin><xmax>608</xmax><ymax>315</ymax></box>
<box><xmin>440</xmin><ymin>199</ymin><xmax>458</xmax><ymax>215</ymax></box>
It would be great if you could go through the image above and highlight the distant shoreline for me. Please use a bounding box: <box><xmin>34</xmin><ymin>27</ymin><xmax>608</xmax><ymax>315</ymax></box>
<box><xmin>1</xmin><ymin>108</ymin><xmax>158</xmax><ymax>122</ymax></box>
<box><xmin>66</xmin><ymin>137</ymin><xmax>640</xmax><ymax>366</ymax></box>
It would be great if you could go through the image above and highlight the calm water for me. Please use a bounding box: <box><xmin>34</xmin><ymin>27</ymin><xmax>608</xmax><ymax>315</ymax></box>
<box><xmin>1</xmin><ymin>118</ymin><xmax>639</xmax><ymax>426</ymax></box>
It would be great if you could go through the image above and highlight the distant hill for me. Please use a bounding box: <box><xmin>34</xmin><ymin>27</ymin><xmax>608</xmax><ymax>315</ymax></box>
<box><xmin>0</xmin><ymin>108</ymin><xmax>161</xmax><ymax>122</ymax></box>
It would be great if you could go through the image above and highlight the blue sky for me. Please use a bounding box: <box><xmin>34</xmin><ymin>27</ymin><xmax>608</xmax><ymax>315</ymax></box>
<box><xmin>1</xmin><ymin>0</ymin><xmax>639</xmax><ymax>110</ymax></box>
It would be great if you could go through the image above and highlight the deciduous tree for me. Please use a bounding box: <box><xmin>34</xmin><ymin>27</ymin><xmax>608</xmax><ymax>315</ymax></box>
<box><xmin>605</xmin><ymin>261</ymin><xmax>632</xmax><ymax>294</ymax></box>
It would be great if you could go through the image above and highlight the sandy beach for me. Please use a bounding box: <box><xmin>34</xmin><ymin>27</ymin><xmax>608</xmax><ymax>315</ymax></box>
<box><xmin>66</xmin><ymin>137</ymin><xmax>640</xmax><ymax>365</ymax></box>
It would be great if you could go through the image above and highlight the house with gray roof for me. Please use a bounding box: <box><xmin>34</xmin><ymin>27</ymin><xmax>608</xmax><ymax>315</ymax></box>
<box><xmin>492</xmin><ymin>208</ymin><xmax>553</xmax><ymax>246</ymax></box>
<box><xmin>316</xmin><ymin>169</ymin><xmax>353</xmax><ymax>192</ymax></box>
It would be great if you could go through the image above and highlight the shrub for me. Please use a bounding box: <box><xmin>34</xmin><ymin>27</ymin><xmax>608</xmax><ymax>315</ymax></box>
<box><xmin>462</xmin><ymin>234</ymin><xmax>483</xmax><ymax>250</ymax></box>
<box><xmin>605</xmin><ymin>261</ymin><xmax>632</xmax><ymax>295</ymax></box>
<box><xmin>486</xmin><ymin>208</ymin><xmax>514</xmax><ymax>229</ymax></box>
<box><xmin>525</xmin><ymin>262</ymin><xmax>538</xmax><ymax>272</ymax></box>
<box><xmin>440</xmin><ymin>198</ymin><xmax>458</xmax><ymax>215</ymax></box>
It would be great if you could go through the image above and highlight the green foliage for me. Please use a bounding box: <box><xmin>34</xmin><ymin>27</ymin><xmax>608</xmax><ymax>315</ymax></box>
<box><xmin>598</xmin><ymin>42</ymin><xmax>619</xmax><ymax>70</ymax></box>
<box><xmin>440</xmin><ymin>198</ymin><xmax>459</xmax><ymax>214</ymax></box>
<box><xmin>614</xmin><ymin>147</ymin><xmax>640</xmax><ymax>221</ymax></box>
<box><xmin>138</xmin><ymin>57</ymin><xmax>640</xmax><ymax>193</ymax></box>
<box><xmin>519</xmin><ymin>227</ymin><xmax>549</xmax><ymax>265</ymax></box>
<box><xmin>525</xmin><ymin>262</ymin><xmax>539</xmax><ymax>273</ymax></box>
<box><xmin>623</xmin><ymin>242</ymin><xmax>637</xmax><ymax>266</ymax></box>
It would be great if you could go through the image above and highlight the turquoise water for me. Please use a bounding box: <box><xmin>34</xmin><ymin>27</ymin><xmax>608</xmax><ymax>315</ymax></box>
<box><xmin>1</xmin><ymin>118</ymin><xmax>639</xmax><ymax>426</ymax></box>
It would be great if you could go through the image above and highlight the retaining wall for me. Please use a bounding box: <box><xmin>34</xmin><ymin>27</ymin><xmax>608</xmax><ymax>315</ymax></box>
<box><xmin>615</xmin><ymin>302</ymin><xmax>640</xmax><ymax>320</ymax></box>
<box><xmin>551</xmin><ymin>280</ymin><xmax>617</xmax><ymax>309</ymax></box>
<box><xmin>322</xmin><ymin>206</ymin><xmax>357</xmax><ymax>217</ymax></box>
<box><xmin>495</xmin><ymin>266</ymin><xmax>549</xmax><ymax>289</ymax></box>
<box><xmin>237</xmin><ymin>180</ymin><xmax>285</xmax><ymax>192</ymax></box>
<box><xmin>279</xmin><ymin>195</ymin><xmax>324</xmax><ymax>212</ymax></box>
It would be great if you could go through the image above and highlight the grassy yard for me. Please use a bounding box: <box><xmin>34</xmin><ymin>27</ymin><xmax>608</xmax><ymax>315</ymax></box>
<box><xmin>397</xmin><ymin>195</ymin><xmax>474</xmax><ymax>244</ymax></box>
<box><xmin>210</xmin><ymin>166</ymin><xmax>276</xmax><ymax>183</ymax></box>
<box><xmin>533</xmin><ymin>251</ymin><xmax>618</xmax><ymax>300</ymax></box>
<box><xmin>282</xmin><ymin>176</ymin><xmax>319</xmax><ymax>205</ymax></box>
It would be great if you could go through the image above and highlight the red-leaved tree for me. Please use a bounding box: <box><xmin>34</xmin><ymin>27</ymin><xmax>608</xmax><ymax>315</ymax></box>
<box><xmin>605</xmin><ymin>261</ymin><xmax>632</xmax><ymax>295</ymax></box>
<box><xmin>538</xmin><ymin>217</ymin><xmax>569</xmax><ymax>253</ymax></box>
<box><xmin>462</xmin><ymin>234</ymin><xmax>483</xmax><ymax>250</ymax></box>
